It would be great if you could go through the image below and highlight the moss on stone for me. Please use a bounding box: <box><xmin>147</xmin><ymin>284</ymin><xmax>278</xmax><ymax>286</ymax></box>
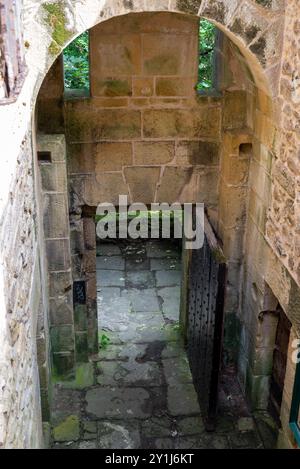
<box><xmin>103</xmin><ymin>79</ymin><xmax>132</xmax><ymax>97</ymax></box>
<box><xmin>43</xmin><ymin>2</ymin><xmax>73</xmax><ymax>55</ymax></box>
<box><xmin>53</xmin><ymin>415</ymin><xmax>80</xmax><ymax>442</ymax></box>
<box><xmin>53</xmin><ymin>363</ymin><xmax>94</xmax><ymax>389</ymax></box>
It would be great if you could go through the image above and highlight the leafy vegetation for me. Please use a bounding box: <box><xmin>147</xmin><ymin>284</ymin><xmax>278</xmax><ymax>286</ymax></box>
<box><xmin>197</xmin><ymin>19</ymin><xmax>216</xmax><ymax>92</ymax></box>
<box><xmin>63</xmin><ymin>31</ymin><xmax>89</xmax><ymax>90</ymax></box>
<box><xmin>99</xmin><ymin>333</ymin><xmax>110</xmax><ymax>350</ymax></box>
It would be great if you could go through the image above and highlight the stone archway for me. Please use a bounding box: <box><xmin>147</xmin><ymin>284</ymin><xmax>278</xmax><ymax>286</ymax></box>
<box><xmin>3</xmin><ymin>0</ymin><xmax>300</xmax><ymax>450</ymax></box>
<box><xmin>32</xmin><ymin>1</ymin><xmax>283</xmax><ymax>446</ymax></box>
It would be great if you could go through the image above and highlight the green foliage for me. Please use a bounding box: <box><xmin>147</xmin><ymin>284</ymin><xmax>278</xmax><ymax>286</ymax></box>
<box><xmin>197</xmin><ymin>19</ymin><xmax>216</xmax><ymax>92</ymax></box>
<box><xmin>63</xmin><ymin>31</ymin><xmax>90</xmax><ymax>90</ymax></box>
<box><xmin>99</xmin><ymin>333</ymin><xmax>110</xmax><ymax>350</ymax></box>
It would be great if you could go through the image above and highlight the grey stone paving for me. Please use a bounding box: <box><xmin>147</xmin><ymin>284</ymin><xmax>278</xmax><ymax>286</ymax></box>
<box><xmin>51</xmin><ymin>239</ymin><xmax>266</xmax><ymax>449</ymax></box>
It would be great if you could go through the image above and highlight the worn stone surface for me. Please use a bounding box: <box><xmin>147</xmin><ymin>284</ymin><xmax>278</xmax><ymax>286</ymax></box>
<box><xmin>50</xmin><ymin>239</ymin><xmax>264</xmax><ymax>448</ymax></box>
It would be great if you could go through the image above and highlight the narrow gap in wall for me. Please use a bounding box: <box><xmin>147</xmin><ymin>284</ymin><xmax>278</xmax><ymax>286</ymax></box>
<box><xmin>197</xmin><ymin>18</ymin><xmax>217</xmax><ymax>93</ymax></box>
<box><xmin>63</xmin><ymin>31</ymin><xmax>90</xmax><ymax>98</ymax></box>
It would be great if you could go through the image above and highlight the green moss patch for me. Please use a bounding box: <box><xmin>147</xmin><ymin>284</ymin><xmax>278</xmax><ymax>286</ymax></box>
<box><xmin>53</xmin><ymin>415</ymin><xmax>80</xmax><ymax>442</ymax></box>
<box><xmin>43</xmin><ymin>2</ymin><xmax>73</xmax><ymax>55</ymax></box>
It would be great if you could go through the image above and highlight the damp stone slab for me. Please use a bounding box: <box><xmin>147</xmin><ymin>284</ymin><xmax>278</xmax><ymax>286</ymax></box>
<box><xmin>86</xmin><ymin>387</ymin><xmax>152</xmax><ymax>419</ymax></box>
<box><xmin>97</xmin><ymin>270</ymin><xmax>125</xmax><ymax>287</ymax></box>
<box><xmin>96</xmin><ymin>256</ymin><xmax>125</xmax><ymax>270</ymax></box>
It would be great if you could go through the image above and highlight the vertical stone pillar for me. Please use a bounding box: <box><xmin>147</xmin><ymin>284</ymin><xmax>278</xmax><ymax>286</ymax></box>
<box><xmin>219</xmin><ymin>95</ymin><xmax>252</xmax><ymax>363</ymax></box>
<box><xmin>37</xmin><ymin>135</ymin><xmax>75</xmax><ymax>378</ymax></box>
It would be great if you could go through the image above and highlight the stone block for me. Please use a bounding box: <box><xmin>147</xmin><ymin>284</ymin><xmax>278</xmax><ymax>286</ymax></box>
<box><xmin>46</xmin><ymin>239</ymin><xmax>71</xmax><ymax>271</ymax></box>
<box><xmin>66</xmin><ymin>104</ymin><xmax>141</xmax><ymax>142</ymax></box>
<box><xmin>43</xmin><ymin>193</ymin><xmax>69</xmax><ymax>239</ymax></box>
<box><xmin>248</xmin><ymin>189</ymin><xmax>267</xmax><ymax>233</ymax></box>
<box><xmin>229</xmin><ymin>2</ymin><xmax>269</xmax><ymax>45</ymax></box>
<box><xmin>50</xmin><ymin>295</ymin><xmax>73</xmax><ymax>326</ymax></box>
<box><xmin>246</xmin><ymin>371</ymin><xmax>270</xmax><ymax>410</ymax></box>
<box><xmin>143</xmin><ymin>33</ymin><xmax>198</xmax><ymax>76</ymax></box>
<box><xmin>196</xmin><ymin>168</ymin><xmax>219</xmax><ymax>205</ymax></box>
<box><xmin>223</xmin><ymin>91</ymin><xmax>247</xmax><ymax>130</ymax></box>
<box><xmin>175</xmin><ymin>0</ymin><xmax>202</xmax><ymax>14</ymax></box>
<box><xmin>90</xmin><ymin>32</ymin><xmax>142</xmax><ymax>76</ymax></box>
<box><xmin>95</xmin><ymin>142</ymin><xmax>132</xmax><ymax>172</ymax></box>
<box><xmin>75</xmin><ymin>332</ymin><xmax>89</xmax><ymax>363</ymax></box>
<box><xmin>156</xmin><ymin>166</ymin><xmax>193</xmax><ymax>203</ymax></box>
<box><xmin>67</xmin><ymin>143</ymin><xmax>95</xmax><ymax>174</ymax></box>
<box><xmin>37</xmin><ymin>134</ymin><xmax>67</xmax><ymax>163</ymax></box>
<box><xmin>156</xmin><ymin>78</ymin><xmax>196</xmax><ymax>97</ymax></box>
<box><xmin>132</xmin><ymin>77</ymin><xmax>154</xmax><ymax>96</ymax></box>
<box><xmin>200</xmin><ymin>0</ymin><xmax>240</xmax><ymax>25</ymax></box>
<box><xmin>176</xmin><ymin>141</ymin><xmax>220</xmax><ymax>166</ymax></box>
<box><xmin>221</xmin><ymin>154</ymin><xmax>250</xmax><ymax>185</ymax></box>
<box><xmin>52</xmin><ymin>352</ymin><xmax>75</xmax><ymax>378</ymax></box>
<box><xmin>40</xmin><ymin>162</ymin><xmax>67</xmax><ymax>192</ymax></box>
<box><xmin>92</xmin><ymin>78</ymin><xmax>132</xmax><ymax>97</ymax></box>
<box><xmin>143</xmin><ymin>108</ymin><xmax>221</xmax><ymax>138</ymax></box>
<box><xmin>74</xmin><ymin>304</ymin><xmax>88</xmax><ymax>332</ymax></box>
<box><xmin>124</xmin><ymin>166</ymin><xmax>161</xmax><ymax>203</ymax></box>
<box><xmin>49</xmin><ymin>271</ymin><xmax>72</xmax><ymax>298</ymax></box>
<box><xmin>219</xmin><ymin>183</ymin><xmax>247</xmax><ymax>228</ymax></box>
<box><xmin>85</xmin><ymin>174</ymin><xmax>129</xmax><ymax>206</ymax></box>
<box><xmin>134</xmin><ymin>141</ymin><xmax>174</xmax><ymax>165</ymax></box>
<box><xmin>51</xmin><ymin>325</ymin><xmax>75</xmax><ymax>353</ymax></box>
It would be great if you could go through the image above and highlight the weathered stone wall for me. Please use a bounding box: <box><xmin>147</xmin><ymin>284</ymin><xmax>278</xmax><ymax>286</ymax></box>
<box><xmin>64</xmin><ymin>13</ymin><xmax>222</xmax><ymax>210</ymax></box>
<box><xmin>0</xmin><ymin>135</ymin><xmax>44</xmax><ymax>448</ymax></box>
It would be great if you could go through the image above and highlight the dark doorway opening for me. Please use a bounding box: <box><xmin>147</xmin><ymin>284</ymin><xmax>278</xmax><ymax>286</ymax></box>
<box><xmin>268</xmin><ymin>305</ymin><xmax>292</xmax><ymax>426</ymax></box>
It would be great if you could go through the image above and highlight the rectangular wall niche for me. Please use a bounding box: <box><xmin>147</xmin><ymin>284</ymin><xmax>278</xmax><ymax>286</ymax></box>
<box><xmin>37</xmin><ymin>151</ymin><xmax>52</xmax><ymax>163</ymax></box>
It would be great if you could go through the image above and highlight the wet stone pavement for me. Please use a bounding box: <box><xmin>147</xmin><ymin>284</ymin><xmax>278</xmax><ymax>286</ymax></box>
<box><xmin>51</xmin><ymin>239</ymin><xmax>269</xmax><ymax>449</ymax></box>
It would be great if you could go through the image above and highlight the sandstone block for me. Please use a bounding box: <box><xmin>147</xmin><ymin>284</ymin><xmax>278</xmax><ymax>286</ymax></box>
<box><xmin>46</xmin><ymin>239</ymin><xmax>71</xmax><ymax>271</ymax></box>
<box><xmin>92</xmin><ymin>78</ymin><xmax>132</xmax><ymax>97</ymax></box>
<box><xmin>133</xmin><ymin>77</ymin><xmax>154</xmax><ymax>97</ymax></box>
<box><xmin>66</xmin><ymin>105</ymin><xmax>141</xmax><ymax>142</ymax></box>
<box><xmin>40</xmin><ymin>162</ymin><xmax>67</xmax><ymax>192</ymax></box>
<box><xmin>43</xmin><ymin>193</ymin><xmax>69</xmax><ymax>239</ymax></box>
<box><xmin>176</xmin><ymin>141</ymin><xmax>220</xmax><ymax>166</ymax></box>
<box><xmin>95</xmin><ymin>142</ymin><xmax>132</xmax><ymax>172</ymax></box>
<box><xmin>124</xmin><ymin>166</ymin><xmax>161</xmax><ymax>203</ymax></box>
<box><xmin>90</xmin><ymin>32</ymin><xmax>141</xmax><ymax>76</ymax></box>
<box><xmin>143</xmin><ymin>33</ymin><xmax>198</xmax><ymax>76</ymax></box>
<box><xmin>156</xmin><ymin>78</ymin><xmax>196</xmax><ymax>97</ymax></box>
<box><xmin>134</xmin><ymin>141</ymin><xmax>174</xmax><ymax>165</ymax></box>
<box><xmin>156</xmin><ymin>166</ymin><xmax>193</xmax><ymax>203</ymax></box>
<box><xmin>50</xmin><ymin>295</ymin><xmax>73</xmax><ymax>326</ymax></box>
<box><xmin>88</xmin><ymin>173</ymin><xmax>129</xmax><ymax>205</ymax></box>
<box><xmin>223</xmin><ymin>91</ymin><xmax>247</xmax><ymax>130</ymax></box>
<box><xmin>143</xmin><ymin>108</ymin><xmax>221</xmax><ymax>138</ymax></box>
<box><xmin>221</xmin><ymin>154</ymin><xmax>250</xmax><ymax>185</ymax></box>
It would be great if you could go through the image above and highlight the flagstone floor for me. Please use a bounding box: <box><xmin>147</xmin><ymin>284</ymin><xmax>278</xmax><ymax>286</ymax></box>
<box><xmin>51</xmin><ymin>239</ymin><xmax>274</xmax><ymax>449</ymax></box>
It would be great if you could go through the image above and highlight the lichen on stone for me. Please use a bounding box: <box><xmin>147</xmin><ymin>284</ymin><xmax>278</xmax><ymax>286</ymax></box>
<box><xmin>177</xmin><ymin>0</ymin><xmax>202</xmax><ymax>14</ymax></box>
<box><xmin>42</xmin><ymin>1</ymin><xmax>74</xmax><ymax>55</ymax></box>
<box><xmin>53</xmin><ymin>415</ymin><xmax>80</xmax><ymax>442</ymax></box>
